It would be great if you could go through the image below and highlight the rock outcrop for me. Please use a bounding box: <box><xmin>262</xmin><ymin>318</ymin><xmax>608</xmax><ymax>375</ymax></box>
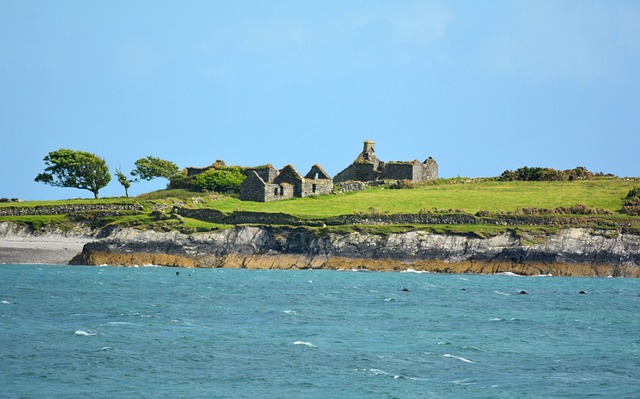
<box><xmin>74</xmin><ymin>226</ymin><xmax>640</xmax><ymax>277</ymax></box>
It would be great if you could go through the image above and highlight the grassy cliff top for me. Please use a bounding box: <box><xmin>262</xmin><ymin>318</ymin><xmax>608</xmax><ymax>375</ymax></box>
<box><xmin>2</xmin><ymin>177</ymin><xmax>637</xmax><ymax>215</ymax></box>
<box><xmin>2</xmin><ymin>178</ymin><xmax>639</xmax><ymax>234</ymax></box>
<box><xmin>194</xmin><ymin>178</ymin><xmax>634</xmax><ymax>217</ymax></box>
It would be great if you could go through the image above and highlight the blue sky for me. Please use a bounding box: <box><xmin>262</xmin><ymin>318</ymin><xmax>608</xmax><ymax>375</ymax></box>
<box><xmin>1</xmin><ymin>0</ymin><xmax>639</xmax><ymax>200</ymax></box>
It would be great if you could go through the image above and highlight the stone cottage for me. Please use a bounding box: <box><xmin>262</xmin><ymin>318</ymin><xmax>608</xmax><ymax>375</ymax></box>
<box><xmin>240</xmin><ymin>164</ymin><xmax>333</xmax><ymax>202</ymax></box>
<box><xmin>333</xmin><ymin>140</ymin><xmax>438</xmax><ymax>183</ymax></box>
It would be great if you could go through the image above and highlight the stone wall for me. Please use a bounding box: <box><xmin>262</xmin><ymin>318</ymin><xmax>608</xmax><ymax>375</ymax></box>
<box><xmin>383</xmin><ymin>163</ymin><xmax>417</xmax><ymax>181</ymax></box>
<box><xmin>0</xmin><ymin>204</ymin><xmax>143</xmax><ymax>217</ymax></box>
<box><xmin>333</xmin><ymin>141</ymin><xmax>439</xmax><ymax>183</ymax></box>
<box><xmin>173</xmin><ymin>208</ymin><xmax>633</xmax><ymax>231</ymax></box>
<box><xmin>301</xmin><ymin>180</ymin><xmax>333</xmax><ymax>197</ymax></box>
<box><xmin>333</xmin><ymin>181</ymin><xmax>367</xmax><ymax>194</ymax></box>
<box><xmin>251</xmin><ymin>165</ymin><xmax>278</xmax><ymax>182</ymax></box>
<box><xmin>422</xmin><ymin>157</ymin><xmax>438</xmax><ymax>180</ymax></box>
<box><xmin>336</xmin><ymin>161</ymin><xmax>440</xmax><ymax>183</ymax></box>
<box><xmin>265</xmin><ymin>183</ymin><xmax>294</xmax><ymax>202</ymax></box>
<box><xmin>239</xmin><ymin>171</ymin><xmax>267</xmax><ymax>202</ymax></box>
<box><xmin>273</xmin><ymin>166</ymin><xmax>304</xmax><ymax>197</ymax></box>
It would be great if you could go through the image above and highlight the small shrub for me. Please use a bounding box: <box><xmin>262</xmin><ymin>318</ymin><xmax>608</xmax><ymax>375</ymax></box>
<box><xmin>622</xmin><ymin>187</ymin><xmax>640</xmax><ymax>215</ymax></box>
<box><xmin>499</xmin><ymin>166</ymin><xmax>596</xmax><ymax>182</ymax></box>
<box><xmin>168</xmin><ymin>171</ymin><xmax>194</xmax><ymax>189</ymax></box>
<box><xmin>511</xmin><ymin>204</ymin><xmax>613</xmax><ymax>216</ymax></box>
<box><xmin>0</xmin><ymin>198</ymin><xmax>9</xmax><ymax>202</ymax></box>
<box><xmin>192</xmin><ymin>167</ymin><xmax>246</xmax><ymax>194</ymax></box>
<box><xmin>389</xmin><ymin>180</ymin><xmax>416</xmax><ymax>189</ymax></box>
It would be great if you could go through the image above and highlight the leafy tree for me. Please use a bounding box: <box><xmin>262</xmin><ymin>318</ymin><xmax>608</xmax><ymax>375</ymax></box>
<box><xmin>131</xmin><ymin>156</ymin><xmax>179</xmax><ymax>182</ymax></box>
<box><xmin>35</xmin><ymin>149</ymin><xmax>111</xmax><ymax>199</ymax></box>
<box><xmin>192</xmin><ymin>167</ymin><xmax>246</xmax><ymax>193</ymax></box>
<box><xmin>115</xmin><ymin>166</ymin><xmax>131</xmax><ymax>197</ymax></box>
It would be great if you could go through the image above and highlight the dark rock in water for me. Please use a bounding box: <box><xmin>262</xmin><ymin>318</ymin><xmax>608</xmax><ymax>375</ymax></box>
<box><xmin>401</xmin><ymin>288</ymin><xmax>410</xmax><ymax>292</ymax></box>
<box><xmin>519</xmin><ymin>290</ymin><xmax>528</xmax><ymax>295</ymax></box>
<box><xmin>579</xmin><ymin>290</ymin><xmax>587</xmax><ymax>294</ymax></box>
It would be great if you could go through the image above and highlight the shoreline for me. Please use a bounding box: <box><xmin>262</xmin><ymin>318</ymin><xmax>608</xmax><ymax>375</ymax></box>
<box><xmin>0</xmin><ymin>238</ymin><xmax>88</xmax><ymax>265</ymax></box>
<box><xmin>2</xmin><ymin>222</ymin><xmax>640</xmax><ymax>277</ymax></box>
<box><xmin>1</xmin><ymin>240</ymin><xmax>636</xmax><ymax>277</ymax></box>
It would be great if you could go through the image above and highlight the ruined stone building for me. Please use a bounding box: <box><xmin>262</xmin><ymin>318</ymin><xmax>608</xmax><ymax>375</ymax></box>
<box><xmin>333</xmin><ymin>140</ymin><xmax>438</xmax><ymax>183</ymax></box>
<box><xmin>185</xmin><ymin>160</ymin><xmax>227</xmax><ymax>177</ymax></box>
<box><xmin>240</xmin><ymin>164</ymin><xmax>333</xmax><ymax>202</ymax></box>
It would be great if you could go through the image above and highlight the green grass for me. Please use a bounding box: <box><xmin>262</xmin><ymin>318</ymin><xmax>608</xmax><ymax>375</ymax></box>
<box><xmin>2</xmin><ymin>179</ymin><xmax>638</xmax><ymax>234</ymax></box>
<box><xmin>180</xmin><ymin>217</ymin><xmax>234</xmax><ymax>232</ymax></box>
<box><xmin>187</xmin><ymin>179</ymin><xmax>635</xmax><ymax>217</ymax></box>
<box><xmin>0</xmin><ymin>197</ymin><xmax>136</xmax><ymax>208</ymax></box>
<box><xmin>0</xmin><ymin>214</ymin><xmax>73</xmax><ymax>231</ymax></box>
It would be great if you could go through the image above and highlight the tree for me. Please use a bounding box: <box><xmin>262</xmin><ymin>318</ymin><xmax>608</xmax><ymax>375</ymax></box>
<box><xmin>192</xmin><ymin>167</ymin><xmax>246</xmax><ymax>193</ymax></box>
<box><xmin>115</xmin><ymin>166</ymin><xmax>131</xmax><ymax>197</ymax></box>
<box><xmin>131</xmin><ymin>156</ymin><xmax>179</xmax><ymax>182</ymax></box>
<box><xmin>35</xmin><ymin>149</ymin><xmax>111</xmax><ymax>199</ymax></box>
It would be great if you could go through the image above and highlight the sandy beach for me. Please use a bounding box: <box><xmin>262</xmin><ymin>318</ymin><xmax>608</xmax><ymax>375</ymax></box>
<box><xmin>0</xmin><ymin>237</ymin><xmax>90</xmax><ymax>265</ymax></box>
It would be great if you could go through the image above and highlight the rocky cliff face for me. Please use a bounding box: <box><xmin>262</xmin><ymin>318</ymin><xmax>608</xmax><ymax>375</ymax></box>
<box><xmin>76</xmin><ymin>226</ymin><xmax>640</xmax><ymax>277</ymax></box>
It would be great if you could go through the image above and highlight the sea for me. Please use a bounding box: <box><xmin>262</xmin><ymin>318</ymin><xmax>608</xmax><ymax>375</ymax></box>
<box><xmin>1</xmin><ymin>265</ymin><xmax>639</xmax><ymax>399</ymax></box>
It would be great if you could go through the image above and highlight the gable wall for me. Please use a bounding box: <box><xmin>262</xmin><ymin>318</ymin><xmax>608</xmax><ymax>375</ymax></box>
<box><xmin>301</xmin><ymin>180</ymin><xmax>333</xmax><ymax>197</ymax></box>
<box><xmin>239</xmin><ymin>176</ymin><xmax>267</xmax><ymax>202</ymax></box>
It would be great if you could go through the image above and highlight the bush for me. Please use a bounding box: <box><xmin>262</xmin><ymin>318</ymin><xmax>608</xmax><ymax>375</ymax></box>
<box><xmin>622</xmin><ymin>187</ymin><xmax>640</xmax><ymax>215</ymax></box>
<box><xmin>509</xmin><ymin>204</ymin><xmax>613</xmax><ymax>215</ymax></box>
<box><xmin>192</xmin><ymin>167</ymin><xmax>246</xmax><ymax>193</ymax></box>
<box><xmin>499</xmin><ymin>166</ymin><xmax>595</xmax><ymax>181</ymax></box>
<box><xmin>389</xmin><ymin>179</ymin><xmax>416</xmax><ymax>189</ymax></box>
<box><xmin>626</xmin><ymin>187</ymin><xmax>640</xmax><ymax>200</ymax></box>
<box><xmin>168</xmin><ymin>171</ymin><xmax>194</xmax><ymax>189</ymax></box>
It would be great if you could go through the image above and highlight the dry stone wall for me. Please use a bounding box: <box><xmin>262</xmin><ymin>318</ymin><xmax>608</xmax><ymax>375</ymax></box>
<box><xmin>0</xmin><ymin>204</ymin><xmax>143</xmax><ymax>217</ymax></box>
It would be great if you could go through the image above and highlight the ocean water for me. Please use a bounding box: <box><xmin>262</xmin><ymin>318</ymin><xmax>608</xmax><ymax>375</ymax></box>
<box><xmin>1</xmin><ymin>265</ymin><xmax>639</xmax><ymax>398</ymax></box>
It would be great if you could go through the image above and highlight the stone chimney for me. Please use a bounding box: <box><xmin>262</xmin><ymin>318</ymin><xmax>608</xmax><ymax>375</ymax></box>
<box><xmin>363</xmin><ymin>140</ymin><xmax>375</xmax><ymax>154</ymax></box>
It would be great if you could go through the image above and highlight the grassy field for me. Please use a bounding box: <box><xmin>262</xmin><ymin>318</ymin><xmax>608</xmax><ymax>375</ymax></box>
<box><xmin>1</xmin><ymin>179</ymin><xmax>638</xmax><ymax>234</ymax></box>
<box><xmin>180</xmin><ymin>178</ymin><xmax>636</xmax><ymax>217</ymax></box>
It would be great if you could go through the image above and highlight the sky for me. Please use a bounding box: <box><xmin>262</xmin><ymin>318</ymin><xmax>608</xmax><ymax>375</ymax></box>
<box><xmin>1</xmin><ymin>0</ymin><xmax>639</xmax><ymax>200</ymax></box>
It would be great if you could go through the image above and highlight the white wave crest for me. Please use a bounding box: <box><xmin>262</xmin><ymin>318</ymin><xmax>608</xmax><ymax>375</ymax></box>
<box><xmin>74</xmin><ymin>330</ymin><xmax>97</xmax><ymax>336</ymax></box>
<box><xmin>443</xmin><ymin>353</ymin><xmax>477</xmax><ymax>364</ymax></box>
<box><xmin>369</xmin><ymin>369</ymin><xmax>401</xmax><ymax>379</ymax></box>
<box><xmin>293</xmin><ymin>341</ymin><xmax>317</xmax><ymax>348</ymax></box>
<box><xmin>1</xmin><ymin>300</ymin><xmax>11</xmax><ymax>304</ymax></box>
<box><xmin>283</xmin><ymin>310</ymin><xmax>298</xmax><ymax>315</ymax></box>
<box><xmin>497</xmin><ymin>272</ymin><xmax>522</xmax><ymax>277</ymax></box>
<box><xmin>401</xmin><ymin>268</ymin><xmax>428</xmax><ymax>274</ymax></box>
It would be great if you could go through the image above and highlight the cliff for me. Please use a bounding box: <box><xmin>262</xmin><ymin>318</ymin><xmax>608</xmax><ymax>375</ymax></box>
<box><xmin>74</xmin><ymin>225</ymin><xmax>640</xmax><ymax>277</ymax></box>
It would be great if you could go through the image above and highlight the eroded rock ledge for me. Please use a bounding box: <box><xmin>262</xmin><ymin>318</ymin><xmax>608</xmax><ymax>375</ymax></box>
<box><xmin>74</xmin><ymin>226</ymin><xmax>640</xmax><ymax>277</ymax></box>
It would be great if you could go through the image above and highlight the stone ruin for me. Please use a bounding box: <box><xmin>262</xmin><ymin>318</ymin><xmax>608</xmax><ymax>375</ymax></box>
<box><xmin>333</xmin><ymin>140</ymin><xmax>438</xmax><ymax>184</ymax></box>
<box><xmin>240</xmin><ymin>164</ymin><xmax>333</xmax><ymax>202</ymax></box>
<box><xmin>188</xmin><ymin>140</ymin><xmax>437</xmax><ymax>202</ymax></box>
